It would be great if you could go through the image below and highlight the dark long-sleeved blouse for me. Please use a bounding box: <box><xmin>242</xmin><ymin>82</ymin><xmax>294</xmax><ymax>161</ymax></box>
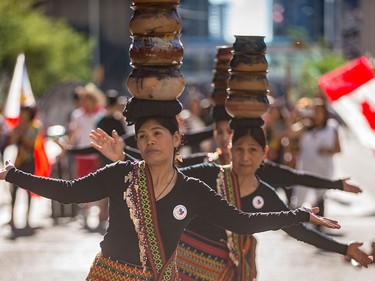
<box><xmin>181</xmin><ymin>156</ymin><xmax>344</xmax><ymax>190</ymax></box>
<box><xmin>257</xmin><ymin>159</ymin><xmax>343</xmax><ymax>190</ymax></box>
<box><xmin>180</xmin><ymin>162</ymin><xmax>348</xmax><ymax>255</ymax></box>
<box><xmin>5</xmin><ymin>161</ymin><xmax>310</xmax><ymax>265</ymax></box>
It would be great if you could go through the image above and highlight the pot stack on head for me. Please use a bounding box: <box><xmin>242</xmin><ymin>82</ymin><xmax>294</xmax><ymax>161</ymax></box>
<box><xmin>225</xmin><ymin>35</ymin><xmax>270</xmax><ymax>119</ymax></box>
<box><xmin>127</xmin><ymin>0</ymin><xmax>185</xmax><ymax>101</ymax></box>
<box><xmin>210</xmin><ymin>45</ymin><xmax>233</xmax><ymax>108</ymax></box>
<box><xmin>209</xmin><ymin>45</ymin><xmax>233</xmax><ymax>121</ymax></box>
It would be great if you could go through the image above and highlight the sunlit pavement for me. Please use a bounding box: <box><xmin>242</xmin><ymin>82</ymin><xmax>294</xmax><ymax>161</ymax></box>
<box><xmin>0</xmin><ymin>126</ymin><xmax>374</xmax><ymax>281</ymax></box>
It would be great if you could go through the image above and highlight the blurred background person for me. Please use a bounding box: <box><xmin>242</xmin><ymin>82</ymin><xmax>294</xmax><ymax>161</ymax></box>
<box><xmin>291</xmin><ymin>97</ymin><xmax>341</xmax><ymax>223</ymax></box>
<box><xmin>179</xmin><ymin>84</ymin><xmax>214</xmax><ymax>155</ymax></box>
<box><xmin>7</xmin><ymin>106</ymin><xmax>39</xmax><ymax>232</ymax></box>
<box><xmin>67</xmin><ymin>83</ymin><xmax>105</xmax><ymax>229</ymax></box>
<box><xmin>95</xmin><ymin>89</ymin><xmax>126</xmax><ymax>231</ymax></box>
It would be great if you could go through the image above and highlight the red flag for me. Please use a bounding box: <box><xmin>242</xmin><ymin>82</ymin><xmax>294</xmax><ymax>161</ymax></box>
<box><xmin>4</xmin><ymin>54</ymin><xmax>51</xmax><ymax>177</ymax></box>
<box><xmin>319</xmin><ymin>56</ymin><xmax>375</xmax><ymax>150</ymax></box>
<box><xmin>33</xmin><ymin>121</ymin><xmax>51</xmax><ymax>177</ymax></box>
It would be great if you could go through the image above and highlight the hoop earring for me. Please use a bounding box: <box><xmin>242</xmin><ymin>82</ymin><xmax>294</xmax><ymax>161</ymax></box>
<box><xmin>175</xmin><ymin>148</ymin><xmax>183</xmax><ymax>163</ymax></box>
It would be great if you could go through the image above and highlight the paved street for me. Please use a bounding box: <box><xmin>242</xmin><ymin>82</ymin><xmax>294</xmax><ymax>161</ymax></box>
<box><xmin>0</xmin><ymin>126</ymin><xmax>374</xmax><ymax>281</ymax></box>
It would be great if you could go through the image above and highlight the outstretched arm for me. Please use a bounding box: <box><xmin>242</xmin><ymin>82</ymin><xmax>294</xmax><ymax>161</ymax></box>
<box><xmin>257</xmin><ymin>160</ymin><xmax>362</xmax><ymax>194</ymax></box>
<box><xmin>1</xmin><ymin>160</ymin><xmax>109</xmax><ymax>203</ymax></box>
<box><xmin>197</xmin><ymin>183</ymin><xmax>341</xmax><ymax>235</ymax></box>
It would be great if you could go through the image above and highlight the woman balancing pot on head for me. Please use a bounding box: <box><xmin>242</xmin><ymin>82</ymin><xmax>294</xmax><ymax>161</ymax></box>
<box><xmin>177</xmin><ymin>118</ymin><xmax>373</xmax><ymax>280</ymax></box>
<box><xmin>92</xmin><ymin>114</ymin><xmax>373</xmax><ymax>281</ymax></box>
<box><xmin>0</xmin><ymin>98</ymin><xmax>340</xmax><ymax>280</ymax></box>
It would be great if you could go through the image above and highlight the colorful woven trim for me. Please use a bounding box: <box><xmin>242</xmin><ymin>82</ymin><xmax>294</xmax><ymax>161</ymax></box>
<box><xmin>86</xmin><ymin>252</ymin><xmax>153</xmax><ymax>281</ymax></box>
<box><xmin>125</xmin><ymin>161</ymin><xmax>178</xmax><ymax>281</ymax></box>
<box><xmin>217</xmin><ymin>166</ymin><xmax>242</xmax><ymax>267</ymax></box>
<box><xmin>125</xmin><ymin>163</ymin><xmax>148</xmax><ymax>269</ymax></box>
<box><xmin>177</xmin><ymin>231</ymin><xmax>235</xmax><ymax>281</ymax></box>
<box><xmin>217</xmin><ymin>166</ymin><xmax>257</xmax><ymax>281</ymax></box>
<box><xmin>237</xmin><ymin>236</ymin><xmax>257</xmax><ymax>281</ymax></box>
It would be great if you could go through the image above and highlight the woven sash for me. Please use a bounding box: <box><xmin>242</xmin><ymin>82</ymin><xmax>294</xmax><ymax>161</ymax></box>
<box><xmin>125</xmin><ymin>161</ymin><xmax>178</xmax><ymax>281</ymax></box>
<box><xmin>217</xmin><ymin>166</ymin><xmax>257</xmax><ymax>281</ymax></box>
<box><xmin>86</xmin><ymin>252</ymin><xmax>153</xmax><ymax>281</ymax></box>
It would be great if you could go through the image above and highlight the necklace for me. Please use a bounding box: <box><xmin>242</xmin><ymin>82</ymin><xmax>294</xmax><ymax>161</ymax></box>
<box><xmin>155</xmin><ymin>169</ymin><xmax>176</xmax><ymax>200</ymax></box>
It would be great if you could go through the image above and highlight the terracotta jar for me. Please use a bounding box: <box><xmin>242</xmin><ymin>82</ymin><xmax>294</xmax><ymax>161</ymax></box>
<box><xmin>211</xmin><ymin>69</ymin><xmax>230</xmax><ymax>89</ymax></box>
<box><xmin>215</xmin><ymin>45</ymin><xmax>233</xmax><ymax>62</ymax></box>
<box><xmin>227</xmin><ymin>71</ymin><xmax>268</xmax><ymax>91</ymax></box>
<box><xmin>129</xmin><ymin>34</ymin><xmax>184</xmax><ymax>66</ymax></box>
<box><xmin>132</xmin><ymin>0</ymin><xmax>180</xmax><ymax>4</ymax></box>
<box><xmin>227</xmin><ymin>89</ymin><xmax>270</xmax><ymax>98</ymax></box>
<box><xmin>225</xmin><ymin>93</ymin><xmax>270</xmax><ymax>118</ymax></box>
<box><xmin>210</xmin><ymin>88</ymin><xmax>228</xmax><ymax>106</ymax></box>
<box><xmin>232</xmin><ymin>35</ymin><xmax>266</xmax><ymax>53</ymax></box>
<box><xmin>229</xmin><ymin>53</ymin><xmax>268</xmax><ymax>72</ymax></box>
<box><xmin>126</xmin><ymin>66</ymin><xmax>185</xmax><ymax>100</ymax></box>
<box><xmin>129</xmin><ymin>4</ymin><xmax>182</xmax><ymax>35</ymax></box>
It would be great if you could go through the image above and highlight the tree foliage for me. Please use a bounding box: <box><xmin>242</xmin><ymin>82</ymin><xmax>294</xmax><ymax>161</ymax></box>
<box><xmin>0</xmin><ymin>0</ymin><xmax>93</xmax><ymax>99</ymax></box>
<box><xmin>300</xmin><ymin>49</ymin><xmax>347</xmax><ymax>98</ymax></box>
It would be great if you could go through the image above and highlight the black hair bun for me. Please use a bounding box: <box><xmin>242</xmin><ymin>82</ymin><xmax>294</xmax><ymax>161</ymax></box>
<box><xmin>229</xmin><ymin>117</ymin><xmax>265</xmax><ymax>129</ymax></box>
<box><xmin>123</xmin><ymin>97</ymin><xmax>182</xmax><ymax>125</ymax></box>
<box><xmin>212</xmin><ymin>105</ymin><xmax>231</xmax><ymax>121</ymax></box>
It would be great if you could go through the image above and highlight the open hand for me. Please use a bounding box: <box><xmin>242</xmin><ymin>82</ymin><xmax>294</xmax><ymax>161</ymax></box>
<box><xmin>0</xmin><ymin>160</ymin><xmax>15</xmax><ymax>180</ymax></box>
<box><xmin>341</xmin><ymin>177</ymin><xmax>362</xmax><ymax>194</ymax></box>
<box><xmin>346</xmin><ymin>241</ymin><xmax>374</xmax><ymax>268</ymax></box>
<box><xmin>90</xmin><ymin>128</ymin><xmax>125</xmax><ymax>162</ymax></box>
<box><xmin>305</xmin><ymin>207</ymin><xmax>341</xmax><ymax>229</ymax></box>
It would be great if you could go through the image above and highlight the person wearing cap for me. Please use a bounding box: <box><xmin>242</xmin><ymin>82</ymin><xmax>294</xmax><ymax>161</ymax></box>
<box><xmin>0</xmin><ymin>97</ymin><xmax>341</xmax><ymax>280</ymax></box>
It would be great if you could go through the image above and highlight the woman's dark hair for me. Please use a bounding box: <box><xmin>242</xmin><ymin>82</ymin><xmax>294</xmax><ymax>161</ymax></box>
<box><xmin>123</xmin><ymin>98</ymin><xmax>185</xmax><ymax>160</ymax></box>
<box><xmin>20</xmin><ymin>105</ymin><xmax>37</xmax><ymax>121</ymax></box>
<box><xmin>312</xmin><ymin>98</ymin><xmax>329</xmax><ymax>129</ymax></box>
<box><xmin>135</xmin><ymin>117</ymin><xmax>179</xmax><ymax>136</ymax></box>
<box><xmin>230</xmin><ymin>118</ymin><xmax>266</xmax><ymax>151</ymax></box>
<box><xmin>123</xmin><ymin>97</ymin><xmax>182</xmax><ymax>126</ymax></box>
<box><xmin>212</xmin><ymin>105</ymin><xmax>231</xmax><ymax>121</ymax></box>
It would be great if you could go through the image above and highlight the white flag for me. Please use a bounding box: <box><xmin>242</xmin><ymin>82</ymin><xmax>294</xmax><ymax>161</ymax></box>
<box><xmin>4</xmin><ymin>53</ymin><xmax>36</xmax><ymax>128</ymax></box>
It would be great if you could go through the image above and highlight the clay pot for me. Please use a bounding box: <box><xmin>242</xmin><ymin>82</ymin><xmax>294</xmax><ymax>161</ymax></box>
<box><xmin>210</xmin><ymin>88</ymin><xmax>228</xmax><ymax>106</ymax></box>
<box><xmin>126</xmin><ymin>66</ymin><xmax>185</xmax><ymax>100</ymax></box>
<box><xmin>129</xmin><ymin>4</ymin><xmax>182</xmax><ymax>35</ymax></box>
<box><xmin>227</xmin><ymin>71</ymin><xmax>268</xmax><ymax>91</ymax></box>
<box><xmin>225</xmin><ymin>94</ymin><xmax>270</xmax><ymax>118</ymax></box>
<box><xmin>129</xmin><ymin>34</ymin><xmax>184</xmax><ymax>66</ymax></box>
<box><xmin>215</xmin><ymin>45</ymin><xmax>233</xmax><ymax>61</ymax></box>
<box><xmin>229</xmin><ymin>53</ymin><xmax>268</xmax><ymax>72</ymax></box>
<box><xmin>132</xmin><ymin>0</ymin><xmax>180</xmax><ymax>4</ymax></box>
<box><xmin>232</xmin><ymin>35</ymin><xmax>266</xmax><ymax>53</ymax></box>
<box><xmin>211</xmin><ymin>70</ymin><xmax>230</xmax><ymax>89</ymax></box>
<box><xmin>227</xmin><ymin>89</ymin><xmax>270</xmax><ymax>98</ymax></box>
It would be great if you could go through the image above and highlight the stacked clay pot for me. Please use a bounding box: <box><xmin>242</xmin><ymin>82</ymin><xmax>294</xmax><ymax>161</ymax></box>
<box><xmin>127</xmin><ymin>0</ymin><xmax>185</xmax><ymax>100</ymax></box>
<box><xmin>210</xmin><ymin>45</ymin><xmax>233</xmax><ymax>107</ymax></box>
<box><xmin>225</xmin><ymin>35</ymin><xmax>270</xmax><ymax>118</ymax></box>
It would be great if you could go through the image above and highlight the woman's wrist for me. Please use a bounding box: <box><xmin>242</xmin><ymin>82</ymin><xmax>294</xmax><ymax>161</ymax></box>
<box><xmin>118</xmin><ymin>152</ymin><xmax>126</xmax><ymax>161</ymax></box>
